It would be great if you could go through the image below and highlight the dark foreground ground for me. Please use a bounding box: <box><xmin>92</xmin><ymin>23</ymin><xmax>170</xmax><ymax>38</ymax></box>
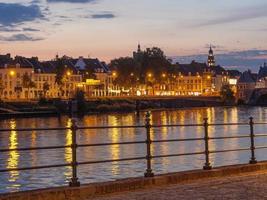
<box><xmin>92</xmin><ymin>171</ymin><xmax>267</xmax><ymax>200</ymax></box>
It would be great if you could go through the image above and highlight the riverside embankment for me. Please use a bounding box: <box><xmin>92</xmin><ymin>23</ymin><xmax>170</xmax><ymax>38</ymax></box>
<box><xmin>0</xmin><ymin>96</ymin><xmax>224</xmax><ymax>118</ymax></box>
<box><xmin>2</xmin><ymin>162</ymin><xmax>267</xmax><ymax>200</ymax></box>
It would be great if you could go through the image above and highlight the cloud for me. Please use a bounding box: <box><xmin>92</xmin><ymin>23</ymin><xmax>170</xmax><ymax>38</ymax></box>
<box><xmin>0</xmin><ymin>34</ymin><xmax>44</xmax><ymax>42</ymax></box>
<box><xmin>196</xmin><ymin>5</ymin><xmax>267</xmax><ymax>27</ymax></box>
<box><xmin>0</xmin><ymin>26</ymin><xmax>21</xmax><ymax>32</ymax></box>
<box><xmin>91</xmin><ymin>13</ymin><xmax>115</xmax><ymax>19</ymax></box>
<box><xmin>47</xmin><ymin>0</ymin><xmax>97</xmax><ymax>3</ymax></box>
<box><xmin>0</xmin><ymin>3</ymin><xmax>44</xmax><ymax>26</ymax></box>
<box><xmin>23</xmin><ymin>28</ymin><xmax>40</xmax><ymax>32</ymax></box>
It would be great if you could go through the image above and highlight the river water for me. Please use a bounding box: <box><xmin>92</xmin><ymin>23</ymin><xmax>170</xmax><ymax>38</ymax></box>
<box><xmin>1</xmin><ymin>106</ymin><xmax>267</xmax><ymax>193</ymax></box>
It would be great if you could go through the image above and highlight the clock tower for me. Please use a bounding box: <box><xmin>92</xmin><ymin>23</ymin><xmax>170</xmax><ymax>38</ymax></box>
<box><xmin>207</xmin><ymin>46</ymin><xmax>215</xmax><ymax>67</ymax></box>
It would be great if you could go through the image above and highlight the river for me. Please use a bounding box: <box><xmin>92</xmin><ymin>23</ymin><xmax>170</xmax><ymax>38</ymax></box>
<box><xmin>1</xmin><ymin>106</ymin><xmax>267</xmax><ymax>193</ymax></box>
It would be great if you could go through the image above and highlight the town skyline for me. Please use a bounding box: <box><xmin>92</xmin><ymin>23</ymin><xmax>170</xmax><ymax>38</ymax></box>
<box><xmin>0</xmin><ymin>0</ymin><xmax>267</xmax><ymax>70</ymax></box>
<box><xmin>0</xmin><ymin>45</ymin><xmax>266</xmax><ymax>73</ymax></box>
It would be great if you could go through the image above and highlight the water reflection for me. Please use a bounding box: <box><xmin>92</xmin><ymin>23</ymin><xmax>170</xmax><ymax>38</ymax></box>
<box><xmin>64</xmin><ymin>118</ymin><xmax>72</xmax><ymax>180</ymax></box>
<box><xmin>1</xmin><ymin>107</ymin><xmax>267</xmax><ymax>193</ymax></box>
<box><xmin>30</xmin><ymin>131</ymin><xmax>37</xmax><ymax>167</ymax></box>
<box><xmin>65</xmin><ymin>119</ymin><xmax>72</xmax><ymax>163</ymax></box>
<box><xmin>7</xmin><ymin>120</ymin><xmax>20</xmax><ymax>188</ymax></box>
<box><xmin>108</xmin><ymin>116</ymin><xmax>120</xmax><ymax>175</ymax></box>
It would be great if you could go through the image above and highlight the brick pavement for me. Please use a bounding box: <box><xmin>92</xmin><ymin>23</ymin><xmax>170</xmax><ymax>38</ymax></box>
<box><xmin>90</xmin><ymin>171</ymin><xmax>267</xmax><ymax>200</ymax></box>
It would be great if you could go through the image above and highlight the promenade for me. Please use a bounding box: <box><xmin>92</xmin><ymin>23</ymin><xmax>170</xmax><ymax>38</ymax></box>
<box><xmin>92</xmin><ymin>171</ymin><xmax>267</xmax><ymax>200</ymax></box>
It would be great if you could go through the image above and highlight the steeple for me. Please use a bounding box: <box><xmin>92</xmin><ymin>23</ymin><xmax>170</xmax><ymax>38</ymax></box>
<box><xmin>137</xmin><ymin>43</ymin><xmax>141</xmax><ymax>52</ymax></box>
<box><xmin>207</xmin><ymin>45</ymin><xmax>215</xmax><ymax>67</ymax></box>
<box><xmin>209</xmin><ymin>45</ymin><xmax>213</xmax><ymax>55</ymax></box>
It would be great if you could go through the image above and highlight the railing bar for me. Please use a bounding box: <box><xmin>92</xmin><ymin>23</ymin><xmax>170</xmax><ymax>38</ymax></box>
<box><xmin>255</xmin><ymin>134</ymin><xmax>267</xmax><ymax>137</ymax></box>
<box><xmin>151</xmin><ymin>124</ymin><xmax>202</xmax><ymax>127</ymax></box>
<box><xmin>0</xmin><ymin>163</ymin><xmax>71</xmax><ymax>172</ymax></box>
<box><xmin>210</xmin><ymin>148</ymin><xmax>250</xmax><ymax>154</ymax></box>
<box><xmin>78</xmin><ymin>125</ymin><xmax>145</xmax><ymax>130</ymax></box>
<box><xmin>152</xmin><ymin>151</ymin><xmax>205</xmax><ymax>158</ymax></box>
<box><xmin>209</xmin><ymin>135</ymin><xmax>250</xmax><ymax>140</ymax></box>
<box><xmin>78</xmin><ymin>141</ymin><xmax>146</xmax><ymax>147</ymax></box>
<box><xmin>152</xmin><ymin>138</ymin><xmax>203</xmax><ymax>143</ymax></box>
<box><xmin>0</xmin><ymin>127</ymin><xmax>70</xmax><ymax>132</ymax></box>
<box><xmin>0</xmin><ymin>145</ymin><xmax>71</xmax><ymax>152</ymax></box>
<box><xmin>255</xmin><ymin>146</ymin><xmax>267</xmax><ymax>150</ymax></box>
<box><xmin>208</xmin><ymin>123</ymin><xmax>248</xmax><ymax>126</ymax></box>
<box><xmin>254</xmin><ymin>123</ymin><xmax>267</xmax><ymax>125</ymax></box>
<box><xmin>0</xmin><ymin>122</ymin><xmax>266</xmax><ymax>132</ymax></box>
<box><xmin>78</xmin><ymin>156</ymin><xmax>146</xmax><ymax>165</ymax></box>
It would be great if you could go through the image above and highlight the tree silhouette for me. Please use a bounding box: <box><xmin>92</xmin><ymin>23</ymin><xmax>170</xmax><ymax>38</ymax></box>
<box><xmin>43</xmin><ymin>82</ymin><xmax>50</xmax><ymax>98</ymax></box>
<box><xmin>220</xmin><ymin>84</ymin><xmax>235</xmax><ymax>104</ymax></box>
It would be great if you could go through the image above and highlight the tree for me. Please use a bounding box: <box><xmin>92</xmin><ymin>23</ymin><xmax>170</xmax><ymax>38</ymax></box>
<box><xmin>55</xmin><ymin>58</ymin><xmax>65</xmax><ymax>88</ymax></box>
<box><xmin>109</xmin><ymin>57</ymin><xmax>138</xmax><ymax>87</ymax></box>
<box><xmin>109</xmin><ymin>46</ymin><xmax>172</xmax><ymax>87</ymax></box>
<box><xmin>55</xmin><ymin>58</ymin><xmax>67</xmax><ymax>96</ymax></box>
<box><xmin>43</xmin><ymin>82</ymin><xmax>50</xmax><ymax>98</ymax></box>
<box><xmin>22</xmin><ymin>73</ymin><xmax>36</xmax><ymax>99</ymax></box>
<box><xmin>220</xmin><ymin>84</ymin><xmax>235</xmax><ymax>104</ymax></box>
<box><xmin>140</xmin><ymin>47</ymin><xmax>171</xmax><ymax>83</ymax></box>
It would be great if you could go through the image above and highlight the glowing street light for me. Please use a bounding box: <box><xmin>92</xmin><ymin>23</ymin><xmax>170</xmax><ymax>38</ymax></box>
<box><xmin>130</xmin><ymin>73</ymin><xmax>134</xmax><ymax>77</ymax></box>
<box><xmin>112</xmin><ymin>72</ymin><xmax>117</xmax><ymax>77</ymax></box>
<box><xmin>162</xmin><ymin>73</ymin><xmax>166</xmax><ymax>78</ymax></box>
<box><xmin>9</xmin><ymin>70</ymin><xmax>15</xmax><ymax>76</ymax></box>
<box><xmin>147</xmin><ymin>73</ymin><xmax>152</xmax><ymax>78</ymax></box>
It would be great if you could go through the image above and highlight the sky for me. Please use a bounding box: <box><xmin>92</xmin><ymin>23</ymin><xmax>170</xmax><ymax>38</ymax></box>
<box><xmin>0</xmin><ymin>0</ymin><xmax>267</xmax><ymax>71</ymax></box>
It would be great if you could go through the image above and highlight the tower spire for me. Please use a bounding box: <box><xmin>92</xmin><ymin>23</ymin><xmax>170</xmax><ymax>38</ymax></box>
<box><xmin>207</xmin><ymin>44</ymin><xmax>215</xmax><ymax>67</ymax></box>
<box><xmin>138</xmin><ymin>42</ymin><xmax>141</xmax><ymax>52</ymax></box>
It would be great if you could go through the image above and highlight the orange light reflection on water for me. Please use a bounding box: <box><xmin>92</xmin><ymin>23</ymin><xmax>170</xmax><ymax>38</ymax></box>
<box><xmin>7</xmin><ymin>120</ymin><xmax>20</xmax><ymax>189</ymax></box>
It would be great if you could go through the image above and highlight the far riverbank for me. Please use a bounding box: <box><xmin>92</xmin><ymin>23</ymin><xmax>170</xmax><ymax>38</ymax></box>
<box><xmin>0</xmin><ymin>96</ymin><xmax>229</xmax><ymax>119</ymax></box>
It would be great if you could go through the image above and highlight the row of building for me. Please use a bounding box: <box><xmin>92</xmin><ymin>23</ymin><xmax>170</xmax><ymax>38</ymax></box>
<box><xmin>0</xmin><ymin>45</ymin><xmax>265</xmax><ymax>101</ymax></box>
<box><xmin>0</xmin><ymin>54</ymin><xmax>118</xmax><ymax>100</ymax></box>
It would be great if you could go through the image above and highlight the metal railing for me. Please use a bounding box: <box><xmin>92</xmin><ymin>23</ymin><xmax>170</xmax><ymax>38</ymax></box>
<box><xmin>0</xmin><ymin>111</ymin><xmax>266</xmax><ymax>188</ymax></box>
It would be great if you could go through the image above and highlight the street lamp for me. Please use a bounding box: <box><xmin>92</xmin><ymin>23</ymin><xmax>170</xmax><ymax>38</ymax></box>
<box><xmin>9</xmin><ymin>70</ymin><xmax>15</xmax><ymax>76</ymax></box>
<box><xmin>147</xmin><ymin>73</ymin><xmax>152</xmax><ymax>78</ymax></box>
<box><xmin>67</xmin><ymin>71</ymin><xmax>71</xmax><ymax>76</ymax></box>
<box><xmin>112</xmin><ymin>72</ymin><xmax>117</xmax><ymax>77</ymax></box>
<box><xmin>162</xmin><ymin>73</ymin><xmax>166</xmax><ymax>78</ymax></box>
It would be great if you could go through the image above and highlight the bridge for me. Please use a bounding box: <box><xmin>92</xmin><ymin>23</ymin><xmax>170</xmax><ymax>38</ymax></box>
<box><xmin>1</xmin><ymin>112</ymin><xmax>267</xmax><ymax>199</ymax></box>
<box><xmin>247</xmin><ymin>88</ymin><xmax>267</xmax><ymax>105</ymax></box>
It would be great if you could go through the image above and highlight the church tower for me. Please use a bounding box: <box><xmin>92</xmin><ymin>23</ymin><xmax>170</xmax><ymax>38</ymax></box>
<box><xmin>133</xmin><ymin>43</ymin><xmax>144</xmax><ymax>62</ymax></box>
<box><xmin>207</xmin><ymin>46</ymin><xmax>215</xmax><ymax>67</ymax></box>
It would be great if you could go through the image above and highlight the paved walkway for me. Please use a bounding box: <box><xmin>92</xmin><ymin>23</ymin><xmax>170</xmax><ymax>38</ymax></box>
<box><xmin>90</xmin><ymin>171</ymin><xmax>267</xmax><ymax>200</ymax></box>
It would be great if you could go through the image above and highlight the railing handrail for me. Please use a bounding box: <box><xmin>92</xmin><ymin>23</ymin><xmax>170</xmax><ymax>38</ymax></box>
<box><xmin>0</xmin><ymin>121</ymin><xmax>266</xmax><ymax>132</ymax></box>
<box><xmin>0</xmin><ymin>112</ymin><xmax>266</xmax><ymax>191</ymax></box>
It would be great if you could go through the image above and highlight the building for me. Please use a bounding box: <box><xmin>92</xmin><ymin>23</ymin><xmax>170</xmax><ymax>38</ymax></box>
<box><xmin>0</xmin><ymin>63</ymin><xmax>34</xmax><ymax>100</ymax></box>
<box><xmin>74</xmin><ymin>57</ymin><xmax>117</xmax><ymax>97</ymax></box>
<box><xmin>236</xmin><ymin>70</ymin><xmax>256</xmax><ymax>102</ymax></box>
<box><xmin>0</xmin><ymin>55</ymin><xmax>84</xmax><ymax>100</ymax></box>
<box><xmin>256</xmin><ymin>62</ymin><xmax>267</xmax><ymax>88</ymax></box>
<box><xmin>207</xmin><ymin>46</ymin><xmax>215</xmax><ymax>67</ymax></box>
<box><xmin>175</xmin><ymin>72</ymin><xmax>202</xmax><ymax>96</ymax></box>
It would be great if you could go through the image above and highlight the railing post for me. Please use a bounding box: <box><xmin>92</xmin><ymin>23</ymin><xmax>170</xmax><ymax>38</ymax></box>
<box><xmin>249</xmin><ymin>117</ymin><xmax>257</xmax><ymax>164</ymax></box>
<box><xmin>144</xmin><ymin>111</ymin><xmax>154</xmax><ymax>177</ymax></box>
<box><xmin>69</xmin><ymin>118</ymin><xmax>80</xmax><ymax>187</ymax></box>
<box><xmin>203</xmin><ymin>118</ymin><xmax>212</xmax><ymax>170</ymax></box>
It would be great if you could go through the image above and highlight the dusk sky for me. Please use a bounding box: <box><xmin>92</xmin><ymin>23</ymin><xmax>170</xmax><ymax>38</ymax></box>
<box><xmin>0</xmin><ymin>0</ymin><xmax>267</xmax><ymax>70</ymax></box>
